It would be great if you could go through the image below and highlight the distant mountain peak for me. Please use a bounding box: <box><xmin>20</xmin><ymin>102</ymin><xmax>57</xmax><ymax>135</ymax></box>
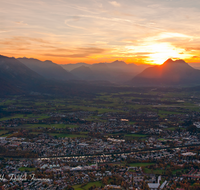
<box><xmin>111</xmin><ymin>60</ymin><xmax>126</xmax><ymax>65</ymax></box>
<box><xmin>44</xmin><ymin>60</ymin><xmax>55</xmax><ymax>65</ymax></box>
<box><xmin>163</xmin><ymin>58</ymin><xmax>188</xmax><ymax>66</ymax></box>
<box><xmin>73</xmin><ymin>65</ymin><xmax>90</xmax><ymax>71</ymax></box>
<box><xmin>113</xmin><ymin>60</ymin><xmax>124</xmax><ymax>62</ymax></box>
<box><xmin>129</xmin><ymin>58</ymin><xmax>200</xmax><ymax>86</ymax></box>
<box><xmin>163</xmin><ymin>58</ymin><xmax>173</xmax><ymax>64</ymax></box>
<box><xmin>70</xmin><ymin>65</ymin><xmax>94</xmax><ymax>81</ymax></box>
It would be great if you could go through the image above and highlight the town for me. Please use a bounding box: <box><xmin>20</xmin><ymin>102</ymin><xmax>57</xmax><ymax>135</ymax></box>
<box><xmin>1</xmin><ymin>89</ymin><xmax>200</xmax><ymax>189</ymax></box>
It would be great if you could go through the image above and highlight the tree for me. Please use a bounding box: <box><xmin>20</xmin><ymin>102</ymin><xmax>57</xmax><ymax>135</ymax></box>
<box><xmin>187</xmin><ymin>125</ymin><xmax>197</xmax><ymax>133</ymax></box>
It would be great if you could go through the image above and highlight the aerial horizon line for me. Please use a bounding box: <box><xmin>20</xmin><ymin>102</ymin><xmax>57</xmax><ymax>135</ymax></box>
<box><xmin>2</xmin><ymin>53</ymin><xmax>199</xmax><ymax>66</ymax></box>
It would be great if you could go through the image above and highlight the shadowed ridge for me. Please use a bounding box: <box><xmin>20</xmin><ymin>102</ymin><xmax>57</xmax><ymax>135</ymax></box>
<box><xmin>129</xmin><ymin>58</ymin><xmax>200</xmax><ymax>86</ymax></box>
<box><xmin>70</xmin><ymin>65</ymin><xmax>95</xmax><ymax>80</ymax></box>
<box><xmin>0</xmin><ymin>55</ymin><xmax>45</xmax><ymax>92</ymax></box>
<box><xmin>18</xmin><ymin>57</ymin><xmax>77</xmax><ymax>81</ymax></box>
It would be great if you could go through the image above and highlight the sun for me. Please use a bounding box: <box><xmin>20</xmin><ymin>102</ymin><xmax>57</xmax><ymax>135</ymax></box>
<box><xmin>146</xmin><ymin>43</ymin><xmax>183</xmax><ymax>65</ymax></box>
<box><xmin>125</xmin><ymin>42</ymin><xmax>192</xmax><ymax>65</ymax></box>
<box><xmin>125</xmin><ymin>42</ymin><xmax>188</xmax><ymax>65</ymax></box>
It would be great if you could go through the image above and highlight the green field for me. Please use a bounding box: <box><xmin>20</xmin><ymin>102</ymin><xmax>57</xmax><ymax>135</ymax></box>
<box><xmin>129</xmin><ymin>121</ymin><xmax>136</xmax><ymax>125</ymax></box>
<box><xmin>19</xmin><ymin>167</ymin><xmax>36</xmax><ymax>172</ymax></box>
<box><xmin>158</xmin><ymin>138</ymin><xmax>166</xmax><ymax>141</ymax></box>
<box><xmin>65</xmin><ymin>124</ymin><xmax>79</xmax><ymax>128</ymax></box>
<box><xmin>67</xmin><ymin>105</ymin><xmax>124</xmax><ymax>114</ymax></box>
<box><xmin>144</xmin><ymin>168</ymin><xmax>164</xmax><ymax>175</ymax></box>
<box><xmin>25</xmin><ymin>124</ymin><xmax>51</xmax><ymax>129</ymax></box>
<box><xmin>129</xmin><ymin>163</ymin><xmax>155</xmax><ymax>167</ymax></box>
<box><xmin>73</xmin><ymin>181</ymin><xmax>104</xmax><ymax>190</ymax></box>
<box><xmin>30</xmin><ymin>132</ymin><xmax>41</xmax><ymax>135</ymax></box>
<box><xmin>0</xmin><ymin>114</ymin><xmax>24</xmax><ymax>121</ymax></box>
<box><xmin>0</xmin><ymin>114</ymin><xmax>49</xmax><ymax>122</ymax></box>
<box><xmin>0</xmin><ymin>130</ymin><xmax>9</xmax><ymax>136</ymax></box>
<box><xmin>172</xmin><ymin>169</ymin><xmax>187</xmax><ymax>175</ymax></box>
<box><xmin>24</xmin><ymin>124</ymin><xmax>79</xmax><ymax>129</ymax></box>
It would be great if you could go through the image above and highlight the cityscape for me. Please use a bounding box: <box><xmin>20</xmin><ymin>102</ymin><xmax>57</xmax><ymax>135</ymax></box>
<box><xmin>1</xmin><ymin>0</ymin><xmax>200</xmax><ymax>189</ymax></box>
<box><xmin>1</xmin><ymin>89</ymin><xmax>200</xmax><ymax>189</ymax></box>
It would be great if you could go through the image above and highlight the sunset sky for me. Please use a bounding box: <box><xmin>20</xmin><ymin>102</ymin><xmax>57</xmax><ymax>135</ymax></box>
<box><xmin>1</xmin><ymin>0</ymin><xmax>200</xmax><ymax>65</ymax></box>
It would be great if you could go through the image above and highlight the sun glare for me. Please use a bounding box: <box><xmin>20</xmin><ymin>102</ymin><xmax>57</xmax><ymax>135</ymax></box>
<box><xmin>126</xmin><ymin>43</ymin><xmax>189</xmax><ymax>65</ymax></box>
<box><xmin>147</xmin><ymin>43</ymin><xmax>183</xmax><ymax>65</ymax></box>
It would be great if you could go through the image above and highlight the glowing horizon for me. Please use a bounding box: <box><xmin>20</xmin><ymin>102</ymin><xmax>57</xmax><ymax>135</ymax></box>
<box><xmin>1</xmin><ymin>0</ymin><xmax>200</xmax><ymax>65</ymax></box>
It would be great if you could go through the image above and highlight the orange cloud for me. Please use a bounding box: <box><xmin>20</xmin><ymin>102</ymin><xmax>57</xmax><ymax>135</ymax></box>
<box><xmin>42</xmin><ymin>47</ymin><xmax>108</xmax><ymax>58</ymax></box>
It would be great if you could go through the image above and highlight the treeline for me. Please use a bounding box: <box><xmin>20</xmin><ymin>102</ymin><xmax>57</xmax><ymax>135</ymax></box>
<box><xmin>0</xmin><ymin>146</ymin><xmax>38</xmax><ymax>158</ymax></box>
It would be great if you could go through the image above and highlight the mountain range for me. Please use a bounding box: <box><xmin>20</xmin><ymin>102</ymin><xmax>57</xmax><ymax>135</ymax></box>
<box><xmin>1</xmin><ymin>54</ymin><xmax>200</xmax><ymax>96</ymax></box>
<box><xmin>62</xmin><ymin>60</ymin><xmax>150</xmax><ymax>83</ymax></box>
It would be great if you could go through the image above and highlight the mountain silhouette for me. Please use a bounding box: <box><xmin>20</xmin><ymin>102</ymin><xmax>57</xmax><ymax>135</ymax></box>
<box><xmin>129</xmin><ymin>59</ymin><xmax>200</xmax><ymax>86</ymax></box>
<box><xmin>0</xmin><ymin>76</ymin><xmax>21</xmax><ymax>95</ymax></box>
<box><xmin>66</xmin><ymin>60</ymin><xmax>149</xmax><ymax>83</ymax></box>
<box><xmin>0</xmin><ymin>55</ymin><xmax>44</xmax><ymax>91</ymax></box>
<box><xmin>18</xmin><ymin>58</ymin><xmax>77</xmax><ymax>81</ymax></box>
<box><xmin>61</xmin><ymin>63</ymin><xmax>88</xmax><ymax>71</ymax></box>
<box><xmin>70</xmin><ymin>65</ymin><xmax>95</xmax><ymax>80</ymax></box>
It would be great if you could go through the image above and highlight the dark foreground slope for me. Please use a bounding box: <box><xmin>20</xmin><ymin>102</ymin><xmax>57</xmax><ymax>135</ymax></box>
<box><xmin>0</xmin><ymin>55</ymin><xmax>45</xmax><ymax>92</ymax></box>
